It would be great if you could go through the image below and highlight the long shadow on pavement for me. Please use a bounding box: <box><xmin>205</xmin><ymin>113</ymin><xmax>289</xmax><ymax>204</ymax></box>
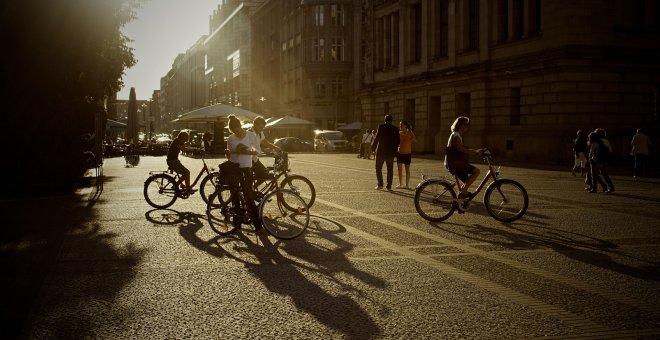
<box><xmin>173</xmin><ymin>211</ymin><xmax>387</xmax><ymax>339</ymax></box>
<box><xmin>0</xmin><ymin>176</ymin><xmax>147</xmax><ymax>338</ymax></box>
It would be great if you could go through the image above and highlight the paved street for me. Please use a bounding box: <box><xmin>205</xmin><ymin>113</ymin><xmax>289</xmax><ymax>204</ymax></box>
<box><xmin>3</xmin><ymin>153</ymin><xmax>660</xmax><ymax>339</ymax></box>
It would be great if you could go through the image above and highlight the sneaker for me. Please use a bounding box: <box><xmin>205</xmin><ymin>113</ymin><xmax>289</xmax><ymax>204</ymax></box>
<box><xmin>375</xmin><ymin>186</ymin><xmax>383</xmax><ymax>190</ymax></box>
<box><xmin>395</xmin><ymin>185</ymin><xmax>404</xmax><ymax>189</ymax></box>
<box><xmin>386</xmin><ymin>186</ymin><xmax>392</xmax><ymax>191</ymax></box>
<box><xmin>605</xmin><ymin>188</ymin><xmax>615</xmax><ymax>193</ymax></box>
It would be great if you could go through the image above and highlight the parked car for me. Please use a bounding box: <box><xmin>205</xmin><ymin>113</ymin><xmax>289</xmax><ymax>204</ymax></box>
<box><xmin>273</xmin><ymin>137</ymin><xmax>314</xmax><ymax>152</ymax></box>
<box><xmin>313</xmin><ymin>130</ymin><xmax>349</xmax><ymax>152</ymax></box>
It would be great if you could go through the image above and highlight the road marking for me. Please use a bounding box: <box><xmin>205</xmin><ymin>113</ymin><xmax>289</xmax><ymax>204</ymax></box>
<box><xmin>315</xmin><ymin>196</ymin><xmax>660</xmax><ymax>321</ymax></box>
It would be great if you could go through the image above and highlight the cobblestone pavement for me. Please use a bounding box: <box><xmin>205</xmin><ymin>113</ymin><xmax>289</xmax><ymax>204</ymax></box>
<box><xmin>2</xmin><ymin>153</ymin><xmax>660</xmax><ymax>339</ymax></box>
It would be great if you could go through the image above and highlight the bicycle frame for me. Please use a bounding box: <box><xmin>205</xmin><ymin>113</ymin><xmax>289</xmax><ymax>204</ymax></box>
<box><xmin>165</xmin><ymin>157</ymin><xmax>211</xmax><ymax>189</ymax></box>
<box><xmin>450</xmin><ymin>153</ymin><xmax>501</xmax><ymax>210</ymax></box>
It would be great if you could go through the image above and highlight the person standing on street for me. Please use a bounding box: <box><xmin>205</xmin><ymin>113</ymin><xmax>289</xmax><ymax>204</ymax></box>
<box><xmin>572</xmin><ymin>130</ymin><xmax>588</xmax><ymax>177</ymax></box>
<box><xmin>396</xmin><ymin>120</ymin><xmax>416</xmax><ymax>189</ymax></box>
<box><xmin>250</xmin><ymin>116</ymin><xmax>280</xmax><ymax>185</ymax></box>
<box><xmin>371</xmin><ymin>114</ymin><xmax>400</xmax><ymax>191</ymax></box>
<box><xmin>595</xmin><ymin>128</ymin><xmax>615</xmax><ymax>193</ymax></box>
<box><xmin>631</xmin><ymin>128</ymin><xmax>651</xmax><ymax>178</ymax></box>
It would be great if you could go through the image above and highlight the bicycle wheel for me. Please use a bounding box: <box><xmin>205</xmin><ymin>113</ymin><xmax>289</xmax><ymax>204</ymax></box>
<box><xmin>414</xmin><ymin>180</ymin><xmax>456</xmax><ymax>222</ymax></box>
<box><xmin>484</xmin><ymin>179</ymin><xmax>528</xmax><ymax>222</ymax></box>
<box><xmin>200</xmin><ymin>172</ymin><xmax>220</xmax><ymax>204</ymax></box>
<box><xmin>259</xmin><ymin>189</ymin><xmax>310</xmax><ymax>240</ymax></box>
<box><xmin>206</xmin><ymin>190</ymin><xmax>239</xmax><ymax>235</ymax></box>
<box><xmin>144</xmin><ymin>174</ymin><xmax>178</xmax><ymax>209</ymax></box>
<box><xmin>280</xmin><ymin>174</ymin><xmax>316</xmax><ymax>209</ymax></box>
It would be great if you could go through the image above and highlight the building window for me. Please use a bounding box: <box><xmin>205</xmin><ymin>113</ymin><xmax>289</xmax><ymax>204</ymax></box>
<box><xmin>510</xmin><ymin>88</ymin><xmax>521</xmax><ymax>126</ymax></box>
<box><xmin>410</xmin><ymin>3</ymin><xmax>422</xmax><ymax>62</ymax></box>
<box><xmin>512</xmin><ymin>0</ymin><xmax>524</xmax><ymax>40</ymax></box>
<box><xmin>312</xmin><ymin>38</ymin><xmax>325</xmax><ymax>61</ymax></box>
<box><xmin>528</xmin><ymin>0</ymin><xmax>541</xmax><ymax>37</ymax></box>
<box><xmin>468</xmin><ymin>0</ymin><xmax>480</xmax><ymax>50</ymax></box>
<box><xmin>315</xmin><ymin>5</ymin><xmax>325</xmax><ymax>26</ymax></box>
<box><xmin>315</xmin><ymin>79</ymin><xmax>326</xmax><ymax>97</ymax></box>
<box><xmin>331</xmin><ymin>38</ymin><xmax>344</xmax><ymax>61</ymax></box>
<box><xmin>331</xmin><ymin>4</ymin><xmax>345</xmax><ymax>26</ymax></box>
<box><xmin>497</xmin><ymin>0</ymin><xmax>509</xmax><ymax>43</ymax></box>
<box><xmin>331</xmin><ymin>78</ymin><xmax>344</xmax><ymax>96</ymax></box>
<box><xmin>436</xmin><ymin>0</ymin><xmax>449</xmax><ymax>57</ymax></box>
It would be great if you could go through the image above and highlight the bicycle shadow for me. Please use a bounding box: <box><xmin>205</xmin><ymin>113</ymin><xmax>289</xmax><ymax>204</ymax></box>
<box><xmin>433</xmin><ymin>221</ymin><xmax>660</xmax><ymax>282</ymax></box>
<box><xmin>171</xmin><ymin>211</ymin><xmax>387</xmax><ymax>339</ymax></box>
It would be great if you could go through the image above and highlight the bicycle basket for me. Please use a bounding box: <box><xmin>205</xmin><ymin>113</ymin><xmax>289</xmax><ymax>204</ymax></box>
<box><xmin>218</xmin><ymin>161</ymin><xmax>239</xmax><ymax>187</ymax></box>
<box><xmin>273</xmin><ymin>152</ymin><xmax>289</xmax><ymax>173</ymax></box>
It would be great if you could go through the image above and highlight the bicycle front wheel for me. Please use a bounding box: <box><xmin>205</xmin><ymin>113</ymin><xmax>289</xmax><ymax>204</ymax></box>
<box><xmin>200</xmin><ymin>172</ymin><xmax>220</xmax><ymax>204</ymax></box>
<box><xmin>414</xmin><ymin>180</ymin><xmax>456</xmax><ymax>222</ymax></box>
<box><xmin>259</xmin><ymin>189</ymin><xmax>310</xmax><ymax>240</ymax></box>
<box><xmin>280</xmin><ymin>174</ymin><xmax>316</xmax><ymax>209</ymax></box>
<box><xmin>484</xmin><ymin>179</ymin><xmax>528</xmax><ymax>222</ymax></box>
<box><xmin>206</xmin><ymin>190</ymin><xmax>238</xmax><ymax>235</ymax></box>
<box><xmin>144</xmin><ymin>174</ymin><xmax>178</xmax><ymax>209</ymax></box>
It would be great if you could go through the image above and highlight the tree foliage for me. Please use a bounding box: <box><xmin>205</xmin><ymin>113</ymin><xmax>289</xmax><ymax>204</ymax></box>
<box><xmin>0</xmin><ymin>0</ymin><xmax>145</xmax><ymax>194</ymax></box>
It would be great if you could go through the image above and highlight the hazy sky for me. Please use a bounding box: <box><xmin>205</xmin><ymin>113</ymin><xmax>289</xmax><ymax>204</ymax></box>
<box><xmin>117</xmin><ymin>0</ymin><xmax>219</xmax><ymax>100</ymax></box>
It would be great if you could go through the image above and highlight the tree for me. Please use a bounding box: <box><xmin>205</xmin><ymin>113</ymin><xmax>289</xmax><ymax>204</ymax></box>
<box><xmin>0</xmin><ymin>0</ymin><xmax>144</xmax><ymax>194</ymax></box>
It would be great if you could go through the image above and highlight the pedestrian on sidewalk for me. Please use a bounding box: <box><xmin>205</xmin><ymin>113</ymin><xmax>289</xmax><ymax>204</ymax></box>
<box><xmin>595</xmin><ymin>128</ymin><xmax>614</xmax><ymax>193</ymax></box>
<box><xmin>631</xmin><ymin>128</ymin><xmax>651</xmax><ymax>178</ymax></box>
<box><xmin>371</xmin><ymin>115</ymin><xmax>400</xmax><ymax>190</ymax></box>
<box><xmin>572</xmin><ymin>129</ymin><xmax>588</xmax><ymax>176</ymax></box>
<box><xmin>586</xmin><ymin>131</ymin><xmax>608</xmax><ymax>193</ymax></box>
<box><xmin>396</xmin><ymin>120</ymin><xmax>416</xmax><ymax>189</ymax></box>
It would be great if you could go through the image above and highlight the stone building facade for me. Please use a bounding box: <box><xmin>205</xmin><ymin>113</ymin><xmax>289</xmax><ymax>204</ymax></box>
<box><xmin>252</xmin><ymin>0</ymin><xmax>362</xmax><ymax>129</ymax></box>
<box><xmin>359</xmin><ymin>0</ymin><xmax>660</xmax><ymax>163</ymax></box>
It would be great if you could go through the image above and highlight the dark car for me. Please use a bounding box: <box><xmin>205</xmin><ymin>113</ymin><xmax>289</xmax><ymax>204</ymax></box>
<box><xmin>273</xmin><ymin>137</ymin><xmax>314</xmax><ymax>152</ymax></box>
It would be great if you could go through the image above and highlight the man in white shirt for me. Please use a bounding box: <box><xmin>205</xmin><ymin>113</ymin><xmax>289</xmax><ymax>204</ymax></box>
<box><xmin>250</xmin><ymin>117</ymin><xmax>280</xmax><ymax>184</ymax></box>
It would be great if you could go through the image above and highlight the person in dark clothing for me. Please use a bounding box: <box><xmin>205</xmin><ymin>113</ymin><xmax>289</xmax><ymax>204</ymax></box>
<box><xmin>586</xmin><ymin>131</ymin><xmax>607</xmax><ymax>193</ymax></box>
<box><xmin>572</xmin><ymin>130</ymin><xmax>588</xmax><ymax>176</ymax></box>
<box><xmin>595</xmin><ymin>128</ymin><xmax>614</xmax><ymax>193</ymax></box>
<box><xmin>371</xmin><ymin>114</ymin><xmax>400</xmax><ymax>190</ymax></box>
<box><xmin>167</xmin><ymin>131</ymin><xmax>192</xmax><ymax>194</ymax></box>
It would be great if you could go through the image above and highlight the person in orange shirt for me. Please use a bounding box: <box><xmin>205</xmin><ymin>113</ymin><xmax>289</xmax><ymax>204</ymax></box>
<box><xmin>396</xmin><ymin>120</ymin><xmax>416</xmax><ymax>189</ymax></box>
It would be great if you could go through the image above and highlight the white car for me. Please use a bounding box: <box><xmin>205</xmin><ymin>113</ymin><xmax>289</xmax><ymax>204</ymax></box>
<box><xmin>314</xmin><ymin>130</ymin><xmax>349</xmax><ymax>152</ymax></box>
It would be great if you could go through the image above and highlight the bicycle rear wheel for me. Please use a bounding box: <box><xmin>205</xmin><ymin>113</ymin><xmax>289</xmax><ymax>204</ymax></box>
<box><xmin>414</xmin><ymin>180</ymin><xmax>456</xmax><ymax>222</ymax></box>
<box><xmin>144</xmin><ymin>174</ymin><xmax>178</xmax><ymax>209</ymax></box>
<box><xmin>279</xmin><ymin>174</ymin><xmax>316</xmax><ymax>209</ymax></box>
<box><xmin>206</xmin><ymin>190</ymin><xmax>239</xmax><ymax>235</ymax></box>
<box><xmin>484</xmin><ymin>179</ymin><xmax>528</xmax><ymax>222</ymax></box>
<box><xmin>259</xmin><ymin>189</ymin><xmax>310</xmax><ymax>240</ymax></box>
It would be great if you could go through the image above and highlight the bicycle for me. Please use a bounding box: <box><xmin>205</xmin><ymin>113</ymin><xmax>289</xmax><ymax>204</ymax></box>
<box><xmin>209</xmin><ymin>150</ymin><xmax>316</xmax><ymax>209</ymax></box>
<box><xmin>143</xmin><ymin>157</ymin><xmax>219</xmax><ymax>209</ymax></box>
<box><xmin>414</xmin><ymin>148</ymin><xmax>529</xmax><ymax>223</ymax></box>
<box><xmin>206</xmin><ymin>160</ymin><xmax>310</xmax><ymax>239</ymax></box>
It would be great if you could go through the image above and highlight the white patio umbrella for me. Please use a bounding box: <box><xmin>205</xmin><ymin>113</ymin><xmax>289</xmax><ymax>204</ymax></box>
<box><xmin>172</xmin><ymin>103</ymin><xmax>260</xmax><ymax>123</ymax></box>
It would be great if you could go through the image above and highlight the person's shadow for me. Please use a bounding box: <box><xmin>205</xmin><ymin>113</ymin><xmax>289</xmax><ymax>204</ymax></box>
<box><xmin>168</xmin><ymin>210</ymin><xmax>388</xmax><ymax>339</ymax></box>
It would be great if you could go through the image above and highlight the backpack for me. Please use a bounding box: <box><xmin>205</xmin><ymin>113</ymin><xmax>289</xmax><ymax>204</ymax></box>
<box><xmin>597</xmin><ymin>142</ymin><xmax>610</xmax><ymax>163</ymax></box>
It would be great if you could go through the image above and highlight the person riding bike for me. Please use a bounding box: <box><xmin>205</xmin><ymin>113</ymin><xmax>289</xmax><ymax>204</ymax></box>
<box><xmin>444</xmin><ymin>116</ymin><xmax>484</xmax><ymax>199</ymax></box>
<box><xmin>167</xmin><ymin>131</ymin><xmax>193</xmax><ymax>194</ymax></box>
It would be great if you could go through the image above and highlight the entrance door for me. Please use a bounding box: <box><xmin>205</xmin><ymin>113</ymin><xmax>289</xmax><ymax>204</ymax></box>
<box><xmin>428</xmin><ymin>96</ymin><xmax>442</xmax><ymax>153</ymax></box>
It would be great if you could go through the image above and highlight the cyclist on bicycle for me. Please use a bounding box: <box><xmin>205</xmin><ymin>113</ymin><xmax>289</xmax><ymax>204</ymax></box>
<box><xmin>167</xmin><ymin>131</ymin><xmax>193</xmax><ymax>194</ymax></box>
<box><xmin>444</xmin><ymin>116</ymin><xmax>484</xmax><ymax>199</ymax></box>
<box><xmin>226</xmin><ymin>115</ymin><xmax>261</xmax><ymax>230</ymax></box>
<box><xmin>250</xmin><ymin>116</ymin><xmax>281</xmax><ymax>185</ymax></box>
